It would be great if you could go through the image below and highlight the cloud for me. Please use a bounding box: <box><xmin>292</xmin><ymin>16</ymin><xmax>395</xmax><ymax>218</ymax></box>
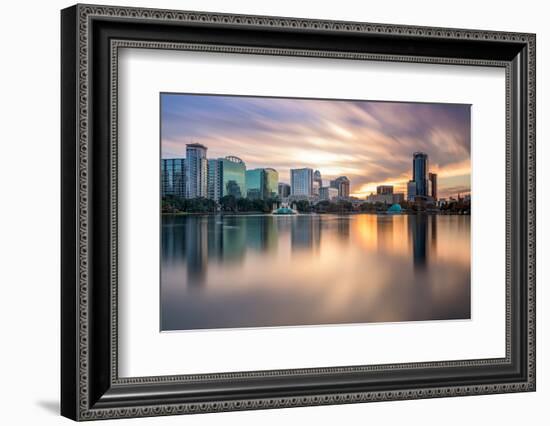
<box><xmin>161</xmin><ymin>94</ymin><xmax>471</xmax><ymax>197</ymax></box>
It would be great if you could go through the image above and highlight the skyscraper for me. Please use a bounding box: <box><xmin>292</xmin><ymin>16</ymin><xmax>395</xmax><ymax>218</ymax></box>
<box><xmin>412</xmin><ymin>152</ymin><xmax>429</xmax><ymax>197</ymax></box>
<box><xmin>245</xmin><ymin>168</ymin><xmax>279</xmax><ymax>200</ymax></box>
<box><xmin>291</xmin><ymin>168</ymin><xmax>314</xmax><ymax>197</ymax></box>
<box><xmin>161</xmin><ymin>158</ymin><xmax>186</xmax><ymax>197</ymax></box>
<box><xmin>264</xmin><ymin>168</ymin><xmax>279</xmax><ymax>199</ymax></box>
<box><xmin>330</xmin><ymin>176</ymin><xmax>350</xmax><ymax>198</ymax></box>
<box><xmin>407</xmin><ymin>180</ymin><xmax>417</xmax><ymax>201</ymax></box>
<box><xmin>246</xmin><ymin>169</ymin><xmax>264</xmax><ymax>200</ymax></box>
<box><xmin>220</xmin><ymin>156</ymin><xmax>246</xmax><ymax>198</ymax></box>
<box><xmin>207</xmin><ymin>159</ymin><xmax>222</xmax><ymax>201</ymax></box>
<box><xmin>185</xmin><ymin>143</ymin><xmax>208</xmax><ymax>198</ymax></box>
<box><xmin>429</xmin><ymin>172</ymin><xmax>438</xmax><ymax>200</ymax></box>
<box><xmin>339</xmin><ymin>178</ymin><xmax>350</xmax><ymax>198</ymax></box>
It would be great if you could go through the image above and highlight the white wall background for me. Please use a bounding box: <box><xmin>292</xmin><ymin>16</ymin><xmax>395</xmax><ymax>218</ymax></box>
<box><xmin>0</xmin><ymin>0</ymin><xmax>546</xmax><ymax>424</ymax></box>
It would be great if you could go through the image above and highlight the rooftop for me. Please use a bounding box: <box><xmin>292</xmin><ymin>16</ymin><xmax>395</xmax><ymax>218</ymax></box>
<box><xmin>224</xmin><ymin>155</ymin><xmax>244</xmax><ymax>164</ymax></box>
<box><xmin>186</xmin><ymin>143</ymin><xmax>207</xmax><ymax>149</ymax></box>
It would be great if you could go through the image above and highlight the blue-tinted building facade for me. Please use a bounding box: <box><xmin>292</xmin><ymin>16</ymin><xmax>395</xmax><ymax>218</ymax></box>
<box><xmin>413</xmin><ymin>152</ymin><xmax>429</xmax><ymax>197</ymax></box>
<box><xmin>407</xmin><ymin>180</ymin><xmax>417</xmax><ymax>201</ymax></box>
<box><xmin>220</xmin><ymin>156</ymin><xmax>246</xmax><ymax>198</ymax></box>
<box><xmin>246</xmin><ymin>169</ymin><xmax>264</xmax><ymax>200</ymax></box>
<box><xmin>247</xmin><ymin>168</ymin><xmax>279</xmax><ymax>200</ymax></box>
<box><xmin>290</xmin><ymin>168</ymin><xmax>313</xmax><ymax>197</ymax></box>
<box><xmin>161</xmin><ymin>158</ymin><xmax>186</xmax><ymax>197</ymax></box>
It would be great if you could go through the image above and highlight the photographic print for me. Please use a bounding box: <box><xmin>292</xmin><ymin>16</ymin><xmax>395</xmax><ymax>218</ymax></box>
<box><xmin>160</xmin><ymin>93</ymin><xmax>471</xmax><ymax>331</ymax></box>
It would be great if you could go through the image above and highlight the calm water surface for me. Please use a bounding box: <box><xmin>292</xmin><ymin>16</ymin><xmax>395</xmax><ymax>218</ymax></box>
<box><xmin>161</xmin><ymin>214</ymin><xmax>470</xmax><ymax>331</ymax></box>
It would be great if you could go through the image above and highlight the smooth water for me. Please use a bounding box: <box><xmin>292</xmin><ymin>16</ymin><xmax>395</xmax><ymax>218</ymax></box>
<box><xmin>161</xmin><ymin>214</ymin><xmax>470</xmax><ymax>331</ymax></box>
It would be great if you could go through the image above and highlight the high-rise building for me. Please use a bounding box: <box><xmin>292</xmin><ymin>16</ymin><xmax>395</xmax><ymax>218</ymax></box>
<box><xmin>278</xmin><ymin>183</ymin><xmax>291</xmax><ymax>199</ymax></box>
<box><xmin>377</xmin><ymin>185</ymin><xmax>393</xmax><ymax>195</ymax></box>
<box><xmin>264</xmin><ymin>168</ymin><xmax>279</xmax><ymax>199</ymax></box>
<box><xmin>339</xmin><ymin>178</ymin><xmax>350</xmax><ymax>198</ymax></box>
<box><xmin>413</xmin><ymin>152</ymin><xmax>429</xmax><ymax>197</ymax></box>
<box><xmin>407</xmin><ymin>180</ymin><xmax>417</xmax><ymax>201</ymax></box>
<box><xmin>161</xmin><ymin>158</ymin><xmax>186</xmax><ymax>197</ymax></box>
<box><xmin>330</xmin><ymin>176</ymin><xmax>350</xmax><ymax>198</ymax></box>
<box><xmin>313</xmin><ymin>170</ymin><xmax>322</xmax><ymax>192</ymax></box>
<box><xmin>291</xmin><ymin>168</ymin><xmax>314</xmax><ymax>197</ymax></box>
<box><xmin>320</xmin><ymin>186</ymin><xmax>339</xmax><ymax>201</ymax></box>
<box><xmin>220</xmin><ymin>156</ymin><xmax>246</xmax><ymax>198</ymax></box>
<box><xmin>207</xmin><ymin>159</ymin><xmax>222</xmax><ymax>201</ymax></box>
<box><xmin>246</xmin><ymin>169</ymin><xmax>264</xmax><ymax>200</ymax></box>
<box><xmin>246</xmin><ymin>168</ymin><xmax>279</xmax><ymax>200</ymax></box>
<box><xmin>429</xmin><ymin>172</ymin><xmax>438</xmax><ymax>200</ymax></box>
<box><xmin>185</xmin><ymin>143</ymin><xmax>208</xmax><ymax>198</ymax></box>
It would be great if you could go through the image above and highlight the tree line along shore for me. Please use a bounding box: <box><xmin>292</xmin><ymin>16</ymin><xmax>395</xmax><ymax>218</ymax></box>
<box><xmin>162</xmin><ymin>195</ymin><xmax>471</xmax><ymax>215</ymax></box>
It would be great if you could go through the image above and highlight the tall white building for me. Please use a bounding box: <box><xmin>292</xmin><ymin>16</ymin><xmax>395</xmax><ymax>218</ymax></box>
<box><xmin>290</xmin><ymin>168</ymin><xmax>314</xmax><ymax>197</ymax></box>
<box><xmin>185</xmin><ymin>143</ymin><xmax>208</xmax><ymax>198</ymax></box>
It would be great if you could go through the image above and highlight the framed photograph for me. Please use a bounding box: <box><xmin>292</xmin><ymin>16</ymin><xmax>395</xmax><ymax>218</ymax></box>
<box><xmin>61</xmin><ymin>4</ymin><xmax>536</xmax><ymax>421</ymax></box>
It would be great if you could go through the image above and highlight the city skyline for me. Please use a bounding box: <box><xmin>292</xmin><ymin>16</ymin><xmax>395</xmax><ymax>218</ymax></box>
<box><xmin>162</xmin><ymin>145</ymin><xmax>351</xmax><ymax>203</ymax></box>
<box><xmin>161</xmin><ymin>93</ymin><xmax>471</xmax><ymax>199</ymax></box>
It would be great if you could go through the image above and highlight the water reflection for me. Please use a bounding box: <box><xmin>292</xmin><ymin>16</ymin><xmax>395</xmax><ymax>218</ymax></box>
<box><xmin>410</xmin><ymin>214</ymin><xmax>427</xmax><ymax>269</ymax></box>
<box><xmin>291</xmin><ymin>215</ymin><xmax>321</xmax><ymax>251</ymax></box>
<box><xmin>161</xmin><ymin>214</ymin><xmax>470</xmax><ymax>330</ymax></box>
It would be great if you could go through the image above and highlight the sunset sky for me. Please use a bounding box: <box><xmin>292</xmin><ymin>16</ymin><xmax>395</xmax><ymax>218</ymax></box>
<box><xmin>161</xmin><ymin>94</ymin><xmax>471</xmax><ymax>199</ymax></box>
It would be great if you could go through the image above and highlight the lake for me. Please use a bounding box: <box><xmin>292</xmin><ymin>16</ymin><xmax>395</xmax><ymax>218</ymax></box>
<box><xmin>161</xmin><ymin>213</ymin><xmax>470</xmax><ymax>331</ymax></box>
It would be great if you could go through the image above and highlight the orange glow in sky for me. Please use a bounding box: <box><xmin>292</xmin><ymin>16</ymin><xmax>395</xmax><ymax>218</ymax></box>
<box><xmin>162</xmin><ymin>94</ymin><xmax>471</xmax><ymax>199</ymax></box>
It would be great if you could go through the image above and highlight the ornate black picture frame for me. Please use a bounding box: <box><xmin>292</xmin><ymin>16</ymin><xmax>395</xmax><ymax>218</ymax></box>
<box><xmin>61</xmin><ymin>4</ymin><xmax>536</xmax><ymax>421</ymax></box>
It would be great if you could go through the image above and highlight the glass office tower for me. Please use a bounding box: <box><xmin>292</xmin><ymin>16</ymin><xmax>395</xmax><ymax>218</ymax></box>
<box><xmin>161</xmin><ymin>158</ymin><xmax>186</xmax><ymax>197</ymax></box>
<box><xmin>264</xmin><ymin>168</ymin><xmax>279</xmax><ymax>199</ymax></box>
<box><xmin>429</xmin><ymin>172</ymin><xmax>438</xmax><ymax>200</ymax></box>
<box><xmin>220</xmin><ymin>156</ymin><xmax>246</xmax><ymax>198</ymax></box>
<box><xmin>246</xmin><ymin>169</ymin><xmax>264</xmax><ymax>200</ymax></box>
<box><xmin>290</xmin><ymin>168</ymin><xmax>314</xmax><ymax>196</ymax></box>
<box><xmin>246</xmin><ymin>168</ymin><xmax>279</xmax><ymax>200</ymax></box>
<box><xmin>413</xmin><ymin>152</ymin><xmax>429</xmax><ymax>197</ymax></box>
